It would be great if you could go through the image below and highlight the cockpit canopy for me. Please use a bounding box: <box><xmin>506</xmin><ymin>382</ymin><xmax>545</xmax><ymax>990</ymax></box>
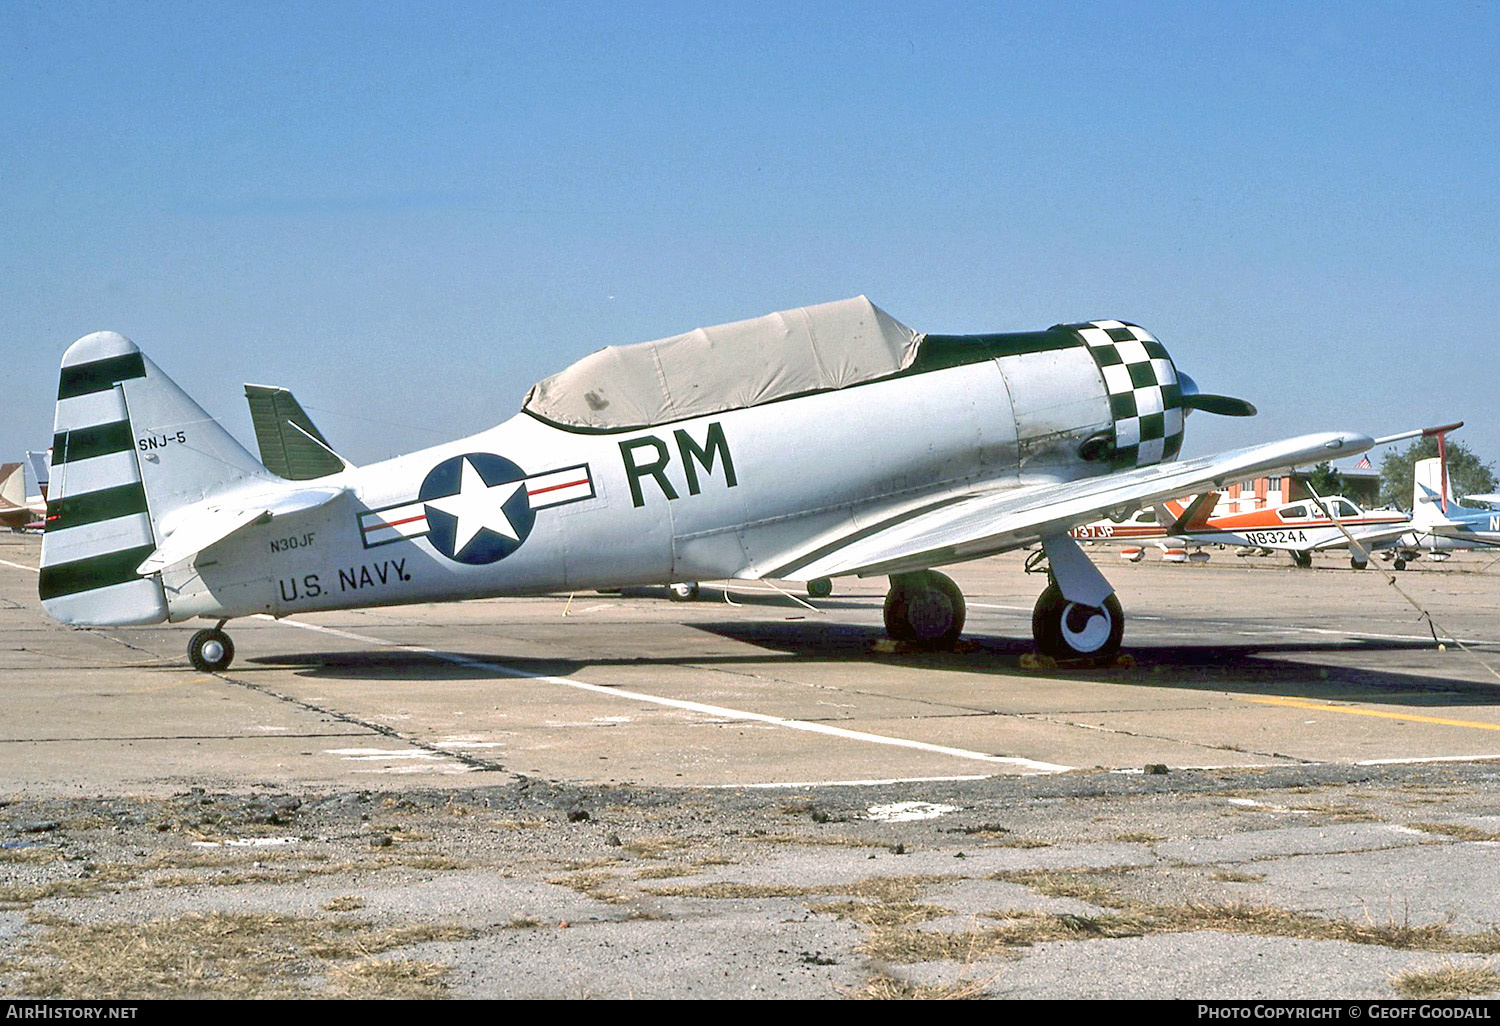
<box><xmin>522</xmin><ymin>297</ymin><xmax>922</xmax><ymax>432</ymax></box>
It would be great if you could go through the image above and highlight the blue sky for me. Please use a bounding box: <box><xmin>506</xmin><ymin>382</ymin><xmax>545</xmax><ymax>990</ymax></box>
<box><xmin>3</xmin><ymin>0</ymin><xmax>1497</xmax><ymax>486</ymax></box>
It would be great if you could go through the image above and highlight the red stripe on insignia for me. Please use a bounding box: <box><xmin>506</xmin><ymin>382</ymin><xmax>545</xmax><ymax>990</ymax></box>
<box><xmin>528</xmin><ymin>478</ymin><xmax>589</xmax><ymax>497</ymax></box>
<box><xmin>380</xmin><ymin>513</ymin><xmax>427</xmax><ymax>529</ymax></box>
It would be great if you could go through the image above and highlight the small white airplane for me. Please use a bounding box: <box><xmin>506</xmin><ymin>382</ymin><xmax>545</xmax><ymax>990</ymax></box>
<box><xmin>0</xmin><ymin>460</ymin><xmax>46</xmax><ymax>531</ymax></box>
<box><xmin>1389</xmin><ymin>456</ymin><xmax>1500</xmax><ymax>566</ymax></box>
<box><xmin>39</xmin><ymin>297</ymin><xmax>1380</xmax><ymax>670</ymax></box>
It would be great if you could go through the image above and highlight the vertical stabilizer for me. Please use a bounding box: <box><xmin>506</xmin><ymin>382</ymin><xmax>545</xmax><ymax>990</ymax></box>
<box><xmin>40</xmin><ymin>331</ymin><xmax>273</xmax><ymax>625</ymax></box>
<box><xmin>1411</xmin><ymin>457</ymin><xmax>1457</xmax><ymax>528</ymax></box>
<box><xmin>0</xmin><ymin>463</ymin><xmax>22</xmax><ymax>508</ymax></box>
<box><xmin>25</xmin><ymin>450</ymin><xmax>50</xmax><ymax>499</ymax></box>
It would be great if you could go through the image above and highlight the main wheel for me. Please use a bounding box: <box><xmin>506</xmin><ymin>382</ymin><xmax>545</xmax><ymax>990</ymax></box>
<box><xmin>1394</xmin><ymin>557</ymin><xmax>1407</xmax><ymax>570</ymax></box>
<box><xmin>883</xmin><ymin>570</ymin><xmax>965</xmax><ymax>649</ymax></box>
<box><xmin>188</xmin><ymin>628</ymin><xmax>235</xmax><ymax>672</ymax></box>
<box><xmin>668</xmin><ymin>581</ymin><xmax>700</xmax><ymax>601</ymax></box>
<box><xmin>1291</xmin><ymin>551</ymin><xmax>1313</xmax><ymax>569</ymax></box>
<box><xmin>806</xmin><ymin>577</ymin><xmax>833</xmax><ymax>599</ymax></box>
<box><xmin>1350</xmin><ymin>556</ymin><xmax>1367</xmax><ymax>570</ymax></box>
<box><xmin>1031</xmin><ymin>583</ymin><xmax>1124</xmax><ymax>660</ymax></box>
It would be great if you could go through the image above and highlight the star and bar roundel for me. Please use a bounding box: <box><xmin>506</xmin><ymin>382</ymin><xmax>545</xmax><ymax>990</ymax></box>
<box><xmin>357</xmin><ymin>454</ymin><xmax>594</xmax><ymax>564</ymax></box>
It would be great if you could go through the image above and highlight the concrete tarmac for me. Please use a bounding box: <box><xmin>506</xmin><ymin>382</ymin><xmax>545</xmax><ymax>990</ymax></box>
<box><xmin>4</xmin><ymin>532</ymin><xmax>1500</xmax><ymax>794</ymax></box>
<box><xmin>4</xmin><ymin>530</ymin><xmax>1500</xmax><ymax>999</ymax></box>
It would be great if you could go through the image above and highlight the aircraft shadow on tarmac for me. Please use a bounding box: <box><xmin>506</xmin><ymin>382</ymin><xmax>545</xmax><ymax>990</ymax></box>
<box><xmin>248</xmin><ymin>617</ymin><xmax>1500</xmax><ymax>710</ymax></box>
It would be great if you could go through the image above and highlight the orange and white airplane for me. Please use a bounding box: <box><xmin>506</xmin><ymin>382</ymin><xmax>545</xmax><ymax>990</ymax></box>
<box><xmin>1073</xmin><ymin>491</ymin><xmax>1411</xmax><ymax>568</ymax></box>
<box><xmin>1072</xmin><ymin>424</ymin><xmax>1462</xmax><ymax>568</ymax></box>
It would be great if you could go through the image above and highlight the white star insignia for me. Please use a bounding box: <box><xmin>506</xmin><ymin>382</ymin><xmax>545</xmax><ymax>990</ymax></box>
<box><xmin>423</xmin><ymin>457</ymin><xmax>525</xmax><ymax>555</ymax></box>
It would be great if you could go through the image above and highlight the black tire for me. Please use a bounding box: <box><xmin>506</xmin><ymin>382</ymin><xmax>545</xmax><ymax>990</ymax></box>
<box><xmin>882</xmin><ymin>570</ymin><xmax>965</xmax><ymax>649</ymax></box>
<box><xmin>188</xmin><ymin>628</ymin><xmax>234</xmax><ymax>673</ymax></box>
<box><xmin>1350</xmin><ymin>557</ymin><xmax>1367</xmax><ymax>570</ymax></box>
<box><xmin>668</xmin><ymin>581</ymin><xmax>700</xmax><ymax>601</ymax></box>
<box><xmin>1394</xmin><ymin>558</ymin><xmax>1407</xmax><ymax>571</ymax></box>
<box><xmin>806</xmin><ymin>577</ymin><xmax>833</xmax><ymax>599</ymax></box>
<box><xmin>1291</xmin><ymin>551</ymin><xmax>1313</xmax><ymax>569</ymax></box>
<box><xmin>1031</xmin><ymin>583</ymin><xmax>1124</xmax><ymax>660</ymax></box>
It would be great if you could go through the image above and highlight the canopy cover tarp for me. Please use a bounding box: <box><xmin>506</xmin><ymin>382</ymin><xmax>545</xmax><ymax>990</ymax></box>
<box><xmin>522</xmin><ymin>296</ymin><xmax>922</xmax><ymax>431</ymax></box>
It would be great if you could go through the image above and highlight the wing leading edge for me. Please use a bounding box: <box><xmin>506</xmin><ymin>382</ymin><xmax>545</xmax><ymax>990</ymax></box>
<box><xmin>758</xmin><ymin>431</ymin><xmax>1375</xmax><ymax>581</ymax></box>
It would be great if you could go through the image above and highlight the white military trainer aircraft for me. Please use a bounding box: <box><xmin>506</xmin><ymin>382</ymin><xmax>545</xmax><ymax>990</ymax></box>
<box><xmin>40</xmin><ymin>297</ymin><xmax>1378</xmax><ymax>670</ymax></box>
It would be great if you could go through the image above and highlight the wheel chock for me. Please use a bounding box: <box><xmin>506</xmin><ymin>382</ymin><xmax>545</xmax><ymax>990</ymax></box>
<box><xmin>869</xmin><ymin>638</ymin><xmax>981</xmax><ymax>655</ymax></box>
<box><xmin>1020</xmin><ymin>651</ymin><xmax>1135</xmax><ymax>671</ymax></box>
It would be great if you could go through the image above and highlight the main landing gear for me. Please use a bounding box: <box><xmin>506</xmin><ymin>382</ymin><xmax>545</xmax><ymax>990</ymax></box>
<box><xmin>878</xmin><ymin>536</ymin><xmax>1127</xmax><ymax>661</ymax></box>
<box><xmin>883</xmin><ymin>570</ymin><xmax>966</xmax><ymax>648</ymax></box>
<box><xmin>188</xmin><ymin>621</ymin><xmax>235</xmax><ymax>672</ymax></box>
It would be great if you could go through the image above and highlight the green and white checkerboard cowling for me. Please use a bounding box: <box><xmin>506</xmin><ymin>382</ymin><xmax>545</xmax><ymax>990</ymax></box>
<box><xmin>1062</xmin><ymin>320</ymin><xmax>1185</xmax><ymax>469</ymax></box>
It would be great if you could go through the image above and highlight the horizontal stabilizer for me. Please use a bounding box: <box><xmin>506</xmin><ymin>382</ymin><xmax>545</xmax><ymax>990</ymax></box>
<box><xmin>137</xmin><ymin>484</ymin><xmax>347</xmax><ymax>574</ymax></box>
<box><xmin>245</xmin><ymin>384</ymin><xmax>349</xmax><ymax>480</ymax></box>
<box><xmin>1155</xmin><ymin>492</ymin><xmax>1217</xmax><ymax>534</ymax></box>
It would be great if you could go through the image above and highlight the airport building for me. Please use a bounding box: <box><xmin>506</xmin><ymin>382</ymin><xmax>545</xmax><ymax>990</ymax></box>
<box><xmin>1215</xmin><ymin>465</ymin><xmax>1382</xmax><ymax>515</ymax></box>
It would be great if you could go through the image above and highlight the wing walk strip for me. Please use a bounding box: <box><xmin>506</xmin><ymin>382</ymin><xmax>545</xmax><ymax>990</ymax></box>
<box><xmin>259</xmin><ymin>615</ymin><xmax>1073</xmax><ymax>773</ymax></box>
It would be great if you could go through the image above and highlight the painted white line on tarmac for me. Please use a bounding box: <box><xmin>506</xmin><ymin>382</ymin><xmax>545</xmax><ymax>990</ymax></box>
<box><xmin>1356</xmin><ymin>754</ymin><xmax>1500</xmax><ymax>766</ymax></box>
<box><xmin>0</xmin><ymin>559</ymin><xmax>40</xmax><ymax>574</ymax></box>
<box><xmin>696</xmin><ymin>774</ymin><xmax>995</xmax><ymax>789</ymax></box>
<box><xmin>258</xmin><ymin>614</ymin><xmax>1073</xmax><ymax>774</ymax></box>
<box><xmin>967</xmin><ymin>602</ymin><xmax>1500</xmax><ymax>647</ymax></box>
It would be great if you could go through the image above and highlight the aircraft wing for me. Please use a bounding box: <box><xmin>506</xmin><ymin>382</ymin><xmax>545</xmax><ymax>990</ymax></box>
<box><xmin>758</xmin><ymin>431</ymin><xmax>1374</xmax><ymax>581</ymax></box>
<box><xmin>137</xmin><ymin>484</ymin><xmax>348</xmax><ymax>575</ymax></box>
<box><xmin>1304</xmin><ymin>522</ymin><xmax>1413</xmax><ymax>552</ymax></box>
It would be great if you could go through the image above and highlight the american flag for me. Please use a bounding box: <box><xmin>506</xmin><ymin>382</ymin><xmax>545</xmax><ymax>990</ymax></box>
<box><xmin>1356</xmin><ymin>455</ymin><xmax>1372</xmax><ymax>469</ymax></box>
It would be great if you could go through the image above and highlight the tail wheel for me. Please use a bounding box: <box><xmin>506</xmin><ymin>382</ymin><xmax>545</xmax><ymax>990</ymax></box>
<box><xmin>883</xmin><ymin>571</ymin><xmax>965</xmax><ymax>649</ymax></box>
<box><xmin>1032</xmin><ymin>583</ymin><xmax>1124</xmax><ymax>660</ymax></box>
<box><xmin>668</xmin><ymin>581</ymin><xmax>700</xmax><ymax>601</ymax></box>
<box><xmin>188</xmin><ymin>628</ymin><xmax>234</xmax><ymax>673</ymax></box>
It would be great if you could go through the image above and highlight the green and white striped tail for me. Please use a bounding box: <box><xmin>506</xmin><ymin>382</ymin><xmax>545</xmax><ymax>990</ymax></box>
<box><xmin>40</xmin><ymin>331</ymin><xmax>271</xmax><ymax>625</ymax></box>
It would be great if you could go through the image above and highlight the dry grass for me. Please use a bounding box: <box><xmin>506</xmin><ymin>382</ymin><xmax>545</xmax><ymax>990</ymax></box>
<box><xmin>644</xmin><ymin>874</ymin><xmax>955</xmax><ymax>904</ymax></box>
<box><xmin>643</xmin><ymin>881</ymin><xmax>815</xmax><ymax>899</ymax></box>
<box><xmin>1391</xmin><ymin>963</ymin><xmax>1500</xmax><ymax>999</ymax></box>
<box><xmin>5</xmin><ymin>911</ymin><xmax>473</xmax><ymax>998</ymax></box>
<box><xmin>0</xmin><ymin>847</ymin><xmax>61</xmax><ymax>865</ymax></box>
<box><xmin>621</xmin><ymin>836</ymin><xmax>694</xmax><ymax>859</ymax></box>
<box><xmin>812</xmin><ymin>901</ymin><xmax>952</xmax><ymax>928</ymax></box>
<box><xmin>1112</xmin><ymin>832</ymin><xmax>1165</xmax><ymax>843</ymax></box>
<box><xmin>1210</xmin><ymin>870</ymin><xmax>1266</xmax><ymax>884</ymax></box>
<box><xmin>322</xmin><ymin>896</ymin><xmax>366</xmax><ymax>912</ymax></box>
<box><xmin>0</xmin><ymin>880</ymin><xmax>98</xmax><ymax>907</ymax></box>
<box><xmin>323</xmin><ymin>958</ymin><xmax>450</xmax><ymax>998</ymax></box>
<box><xmin>864</xmin><ymin>900</ymin><xmax>1500</xmax><ymax>965</ymax></box>
<box><xmin>750</xmin><ymin>833</ymin><xmax>889</xmax><ymax>849</ymax></box>
<box><xmin>547</xmin><ymin>870</ymin><xmax>634</xmax><ymax>904</ymax></box>
<box><xmin>987</xmin><ymin>868</ymin><xmax>1126</xmax><ymax>906</ymax></box>
<box><xmin>859</xmin><ymin>925</ymin><xmax>1022</xmax><ymax>964</ymax></box>
<box><xmin>633</xmin><ymin>865</ymin><xmax>699</xmax><ymax>880</ymax></box>
<box><xmin>1410</xmin><ymin>823</ymin><xmax>1500</xmax><ymax>842</ymax></box>
<box><xmin>845</xmin><ymin>971</ymin><xmax>993</xmax><ymax>1000</ymax></box>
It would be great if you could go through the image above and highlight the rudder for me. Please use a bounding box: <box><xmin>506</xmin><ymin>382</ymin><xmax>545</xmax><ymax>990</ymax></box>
<box><xmin>40</xmin><ymin>331</ymin><xmax>272</xmax><ymax>625</ymax></box>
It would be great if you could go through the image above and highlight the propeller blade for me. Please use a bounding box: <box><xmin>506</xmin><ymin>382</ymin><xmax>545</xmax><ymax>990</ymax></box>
<box><xmin>1177</xmin><ymin>371</ymin><xmax>1257</xmax><ymax>417</ymax></box>
<box><xmin>1181</xmin><ymin>393</ymin><xmax>1257</xmax><ymax>417</ymax></box>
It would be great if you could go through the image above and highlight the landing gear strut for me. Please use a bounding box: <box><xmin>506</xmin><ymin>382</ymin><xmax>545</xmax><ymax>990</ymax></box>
<box><xmin>1031</xmin><ymin>583</ymin><xmax>1124</xmax><ymax>660</ymax></box>
<box><xmin>188</xmin><ymin>622</ymin><xmax>234</xmax><ymax>673</ymax></box>
<box><xmin>883</xmin><ymin>570</ymin><xmax>965</xmax><ymax>649</ymax></box>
